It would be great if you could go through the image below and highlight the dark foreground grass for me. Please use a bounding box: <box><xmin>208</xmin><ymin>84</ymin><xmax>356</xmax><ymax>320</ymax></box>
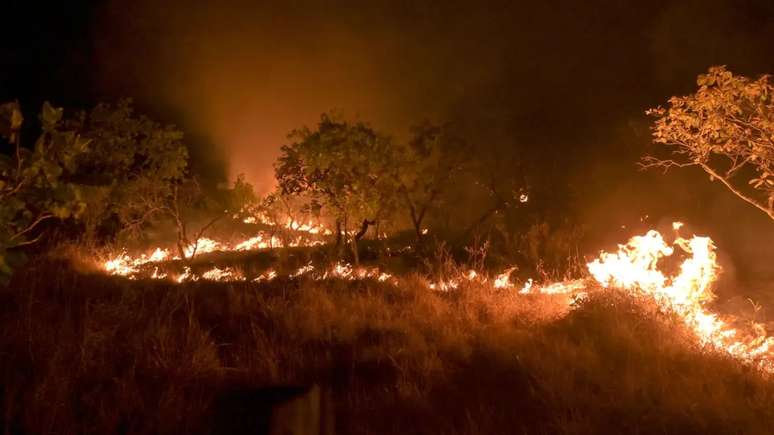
<box><xmin>1</xmin><ymin>259</ymin><xmax>773</xmax><ymax>434</ymax></box>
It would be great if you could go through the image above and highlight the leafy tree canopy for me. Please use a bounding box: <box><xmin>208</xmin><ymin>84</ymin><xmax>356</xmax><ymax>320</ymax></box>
<box><xmin>64</xmin><ymin>99</ymin><xmax>190</xmax><ymax>239</ymax></box>
<box><xmin>275</xmin><ymin>113</ymin><xmax>398</xmax><ymax>237</ymax></box>
<box><xmin>396</xmin><ymin>121</ymin><xmax>472</xmax><ymax>240</ymax></box>
<box><xmin>646</xmin><ymin>66</ymin><xmax>774</xmax><ymax>221</ymax></box>
<box><xmin>0</xmin><ymin>101</ymin><xmax>89</xmax><ymax>282</ymax></box>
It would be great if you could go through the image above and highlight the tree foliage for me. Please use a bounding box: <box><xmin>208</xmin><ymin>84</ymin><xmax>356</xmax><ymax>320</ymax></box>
<box><xmin>275</xmin><ymin>113</ymin><xmax>399</xmax><ymax>260</ymax></box>
<box><xmin>64</xmin><ymin>99</ymin><xmax>189</xmax><ymax>239</ymax></box>
<box><xmin>396</xmin><ymin>122</ymin><xmax>470</xmax><ymax>240</ymax></box>
<box><xmin>0</xmin><ymin>101</ymin><xmax>89</xmax><ymax>281</ymax></box>
<box><xmin>645</xmin><ymin>66</ymin><xmax>774</xmax><ymax>221</ymax></box>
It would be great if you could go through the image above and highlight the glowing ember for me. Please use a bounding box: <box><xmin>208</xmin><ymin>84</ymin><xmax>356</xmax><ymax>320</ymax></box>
<box><xmin>519</xmin><ymin>278</ymin><xmax>533</xmax><ymax>294</ymax></box>
<box><xmin>184</xmin><ymin>238</ymin><xmax>224</xmax><ymax>257</ymax></box>
<box><xmin>253</xmin><ymin>270</ymin><xmax>278</xmax><ymax>282</ymax></box>
<box><xmin>177</xmin><ymin>267</ymin><xmax>195</xmax><ymax>283</ymax></box>
<box><xmin>494</xmin><ymin>267</ymin><xmax>517</xmax><ymax>289</ymax></box>
<box><xmin>201</xmin><ymin>267</ymin><xmax>243</xmax><ymax>281</ymax></box>
<box><xmin>235</xmin><ymin>234</ymin><xmax>283</xmax><ymax>251</ymax></box>
<box><xmin>292</xmin><ymin>262</ymin><xmax>316</xmax><ymax>278</ymax></box>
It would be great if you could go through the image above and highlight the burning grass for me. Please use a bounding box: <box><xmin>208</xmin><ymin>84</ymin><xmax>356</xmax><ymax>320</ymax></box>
<box><xmin>2</xmin><ymin>257</ymin><xmax>774</xmax><ymax>434</ymax></box>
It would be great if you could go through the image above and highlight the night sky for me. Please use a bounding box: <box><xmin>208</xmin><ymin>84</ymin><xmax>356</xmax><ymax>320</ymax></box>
<box><xmin>3</xmin><ymin>0</ymin><xmax>774</xmax><ymax>279</ymax></box>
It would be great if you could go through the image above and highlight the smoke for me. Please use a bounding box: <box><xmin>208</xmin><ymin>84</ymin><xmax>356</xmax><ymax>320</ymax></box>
<box><xmin>91</xmin><ymin>0</ymin><xmax>504</xmax><ymax>191</ymax></box>
<box><xmin>89</xmin><ymin>0</ymin><xmax>774</xmax><ymax>279</ymax></box>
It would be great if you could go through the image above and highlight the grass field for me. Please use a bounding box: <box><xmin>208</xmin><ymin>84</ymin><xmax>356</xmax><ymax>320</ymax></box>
<box><xmin>1</xmin><ymin>255</ymin><xmax>774</xmax><ymax>435</ymax></box>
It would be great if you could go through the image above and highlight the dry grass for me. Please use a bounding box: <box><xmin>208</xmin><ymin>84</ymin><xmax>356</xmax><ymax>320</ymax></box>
<box><xmin>1</xmin><ymin>258</ymin><xmax>774</xmax><ymax>434</ymax></box>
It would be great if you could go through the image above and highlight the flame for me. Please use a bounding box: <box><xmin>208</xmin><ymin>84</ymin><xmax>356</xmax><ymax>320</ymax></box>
<box><xmin>253</xmin><ymin>269</ymin><xmax>278</xmax><ymax>282</ymax></box>
<box><xmin>494</xmin><ymin>267</ymin><xmax>517</xmax><ymax>289</ymax></box>
<box><xmin>97</xmin><ymin>216</ymin><xmax>774</xmax><ymax>372</ymax></box>
<box><xmin>245</xmin><ymin>212</ymin><xmax>332</xmax><ymax>235</ymax></box>
<box><xmin>102</xmin><ymin>222</ymin><xmax>326</xmax><ymax>279</ymax></box>
<box><xmin>587</xmin><ymin>224</ymin><xmax>774</xmax><ymax>371</ymax></box>
<box><xmin>184</xmin><ymin>238</ymin><xmax>224</xmax><ymax>257</ymax></box>
<box><xmin>103</xmin><ymin>247</ymin><xmax>171</xmax><ymax>278</ymax></box>
<box><xmin>201</xmin><ymin>267</ymin><xmax>243</xmax><ymax>281</ymax></box>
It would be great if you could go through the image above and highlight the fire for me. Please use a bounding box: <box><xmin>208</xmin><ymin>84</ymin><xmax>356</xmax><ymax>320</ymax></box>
<box><xmin>97</xmin><ymin>215</ymin><xmax>774</xmax><ymax>372</ymax></box>
<box><xmin>201</xmin><ymin>267</ymin><xmax>243</xmax><ymax>281</ymax></box>
<box><xmin>244</xmin><ymin>213</ymin><xmax>332</xmax><ymax>235</ymax></box>
<box><xmin>102</xmin><ymin>225</ymin><xmax>326</xmax><ymax>279</ymax></box>
<box><xmin>234</xmin><ymin>234</ymin><xmax>282</xmax><ymax>251</ymax></box>
<box><xmin>253</xmin><ymin>270</ymin><xmax>278</xmax><ymax>282</ymax></box>
<box><xmin>184</xmin><ymin>238</ymin><xmax>224</xmax><ymax>257</ymax></box>
<box><xmin>494</xmin><ymin>267</ymin><xmax>517</xmax><ymax>289</ymax></box>
<box><xmin>519</xmin><ymin>279</ymin><xmax>586</xmax><ymax>295</ymax></box>
<box><xmin>587</xmin><ymin>224</ymin><xmax>774</xmax><ymax>371</ymax></box>
<box><xmin>103</xmin><ymin>247</ymin><xmax>170</xmax><ymax>278</ymax></box>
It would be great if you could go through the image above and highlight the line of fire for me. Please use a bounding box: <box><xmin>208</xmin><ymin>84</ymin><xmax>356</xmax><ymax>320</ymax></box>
<box><xmin>1</xmin><ymin>1</ymin><xmax>774</xmax><ymax>434</ymax></box>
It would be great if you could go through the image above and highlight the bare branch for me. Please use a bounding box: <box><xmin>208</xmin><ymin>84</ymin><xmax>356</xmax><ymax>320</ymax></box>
<box><xmin>699</xmin><ymin>163</ymin><xmax>774</xmax><ymax>220</ymax></box>
<box><xmin>9</xmin><ymin>213</ymin><xmax>54</xmax><ymax>242</ymax></box>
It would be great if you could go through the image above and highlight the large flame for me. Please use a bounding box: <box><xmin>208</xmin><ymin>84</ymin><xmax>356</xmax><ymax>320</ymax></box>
<box><xmin>587</xmin><ymin>224</ymin><xmax>774</xmax><ymax>370</ymax></box>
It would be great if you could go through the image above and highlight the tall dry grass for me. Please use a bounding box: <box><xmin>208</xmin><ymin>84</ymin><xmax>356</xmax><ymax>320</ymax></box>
<box><xmin>1</xmin><ymin>257</ymin><xmax>773</xmax><ymax>434</ymax></box>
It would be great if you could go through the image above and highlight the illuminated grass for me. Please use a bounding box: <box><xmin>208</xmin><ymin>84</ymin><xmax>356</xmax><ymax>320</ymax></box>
<box><xmin>1</xmin><ymin>260</ymin><xmax>773</xmax><ymax>434</ymax></box>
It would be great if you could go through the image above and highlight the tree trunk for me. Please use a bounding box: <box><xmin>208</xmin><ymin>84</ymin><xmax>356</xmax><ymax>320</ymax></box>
<box><xmin>351</xmin><ymin>219</ymin><xmax>375</xmax><ymax>266</ymax></box>
<box><xmin>354</xmin><ymin>219</ymin><xmax>375</xmax><ymax>241</ymax></box>
<box><xmin>334</xmin><ymin>219</ymin><xmax>342</xmax><ymax>247</ymax></box>
<box><xmin>174</xmin><ymin>218</ymin><xmax>190</xmax><ymax>261</ymax></box>
<box><xmin>413</xmin><ymin>219</ymin><xmax>423</xmax><ymax>241</ymax></box>
<box><xmin>337</xmin><ymin>215</ymin><xmax>347</xmax><ymax>259</ymax></box>
<box><xmin>350</xmin><ymin>238</ymin><xmax>360</xmax><ymax>266</ymax></box>
<box><xmin>456</xmin><ymin>201</ymin><xmax>502</xmax><ymax>245</ymax></box>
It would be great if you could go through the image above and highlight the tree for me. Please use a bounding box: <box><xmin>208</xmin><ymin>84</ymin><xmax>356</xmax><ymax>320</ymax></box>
<box><xmin>275</xmin><ymin>113</ymin><xmax>398</xmax><ymax>263</ymax></box>
<box><xmin>247</xmin><ymin>191</ymin><xmax>324</xmax><ymax>247</ymax></box>
<box><xmin>645</xmin><ymin>66</ymin><xmax>774</xmax><ymax>221</ymax></box>
<box><xmin>121</xmin><ymin>174</ymin><xmax>255</xmax><ymax>261</ymax></box>
<box><xmin>396</xmin><ymin>122</ymin><xmax>470</xmax><ymax>241</ymax></box>
<box><xmin>166</xmin><ymin>176</ymin><xmax>255</xmax><ymax>260</ymax></box>
<box><xmin>64</xmin><ymin>99</ymin><xmax>189</xmax><ymax>240</ymax></box>
<box><xmin>0</xmin><ymin>101</ymin><xmax>88</xmax><ymax>282</ymax></box>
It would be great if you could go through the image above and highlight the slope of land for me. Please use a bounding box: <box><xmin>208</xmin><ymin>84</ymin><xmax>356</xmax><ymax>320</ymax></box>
<box><xmin>1</xmin><ymin>257</ymin><xmax>773</xmax><ymax>435</ymax></box>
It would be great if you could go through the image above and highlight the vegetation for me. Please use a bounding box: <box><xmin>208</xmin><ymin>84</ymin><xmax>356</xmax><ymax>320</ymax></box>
<box><xmin>275</xmin><ymin>113</ymin><xmax>398</xmax><ymax>263</ymax></box>
<box><xmin>0</xmin><ymin>101</ymin><xmax>88</xmax><ymax>282</ymax></box>
<box><xmin>646</xmin><ymin>66</ymin><xmax>774</xmax><ymax>221</ymax></box>
<box><xmin>395</xmin><ymin>122</ymin><xmax>471</xmax><ymax>242</ymax></box>
<box><xmin>2</xmin><ymin>66</ymin><xmax>774</xmax><ymax>434</ymax></box>
<box><xmin>64</xmin><ymin>99</ymin><xmax>191</xmax><ymax>241</ymax></box>
<box><xmin>154</xmin><ymin>175</ymin><xmax>256</xmax><ymax>261</ymax></box>
<box><xmin>2</xmin><ymin>259</ymin><xmax>773</xmax><ymax>435</ymax></box>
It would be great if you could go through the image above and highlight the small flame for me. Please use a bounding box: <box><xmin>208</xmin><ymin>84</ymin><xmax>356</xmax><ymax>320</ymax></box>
<box><xmin>494</xmin><ymin>267</ymin><xmax>517</xmax><ymax>289</ymax></box>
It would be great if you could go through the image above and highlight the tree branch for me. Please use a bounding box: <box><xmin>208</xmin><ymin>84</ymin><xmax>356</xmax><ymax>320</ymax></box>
<box><xmin>10</xmin><ymin>213</ymin><xmax>54</xmax><ymax>242</ymax></box>
<box><xmin>699</xmin><ymin>163</ymin><xmax>774</xmax><ymax>221</ymax></box>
